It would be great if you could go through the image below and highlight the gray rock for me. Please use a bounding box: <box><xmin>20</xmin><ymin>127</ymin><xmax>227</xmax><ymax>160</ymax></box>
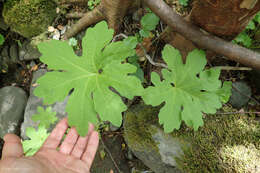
<box><xmin>0</xmin><ymin>86</ymin><xmax>28</xmax><ymax>138</ymax></box>
<box><xmin>19</xmin><ymin>41</ymin><xmax>41</xmax><ymax>61</ymax></box>
<box><xmin>124</xmin><ymin>104</ymin><xmax>184</xmax><ymax>173</ymax></box>
<box><xmin>0</xmin><ymin>44</ymin><xmax>19</xmax><ymax>72</ymax></box>
<box><xmin>0</xmin><ymin>46</ymin><xmax>9</xmax><ymax>72</ymax></box>
<box><xmin>21</xmin><ymin>69</ymin><xmax>68</xmax><ymax>139</ymax></box>
<box><xmin>229</xmin><ymin>81</ymin><xmax>252</xmax><ymax>109</ymax></box>
<box><xmin>9</xmin><ymin>43</ymin><xmax>19</xmax><ymax>63</ymax></box>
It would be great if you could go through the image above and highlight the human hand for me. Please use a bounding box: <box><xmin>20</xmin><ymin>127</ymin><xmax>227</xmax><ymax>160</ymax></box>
<box><xmin>0</xmin><ymin>118</ymin><xmax>99</xmax><ymax>173</ymax></box>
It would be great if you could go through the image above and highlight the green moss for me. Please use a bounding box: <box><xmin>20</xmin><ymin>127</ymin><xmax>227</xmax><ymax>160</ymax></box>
<box><xmin>123</xmin><ymin>104</ymin><xmax>160</xmax><ymax>152</ymax></box>
<box><xmin>173</xmin><ymin>106</ymin><xmax>260</xmax><ymax>173</ymax></box>
<box><xmin>3</xmin><ymin>0</ymin><xmax>56</xmax><ymax>38</ymax></box>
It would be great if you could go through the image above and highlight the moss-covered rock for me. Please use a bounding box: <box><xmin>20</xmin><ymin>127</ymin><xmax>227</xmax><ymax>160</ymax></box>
<box><xmin>3</xmin><ymin>0</ymin><xmax>56</xmax><ymax>38</ymax></box>
<box><xmin>174</xmin><ymin>106</ymin><xmax>260</xmax><ymax>173</ymax></box>
<box><xmin>124</xmin><ymin>104</ymin><xmax>184</xmax><ymax>173</ymax></box>
<box><xmin>124</xmin><ymin>104</ymin><xmax>260</xmax><ymax>173</ymax></box>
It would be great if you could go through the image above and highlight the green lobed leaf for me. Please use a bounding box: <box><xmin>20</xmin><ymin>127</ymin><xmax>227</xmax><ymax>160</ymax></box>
<box><xmin>128</xmin><ymin>55</ymin><xmax>145</xmax><ymax>83</ymax></box>
<box><xmin>123</xmin><ymin>36</ymin><xmax>138</xmax><ymax>49</ymax></box>
<box><xmin>0</xmin><ymin>34</ymin><xmax>4</xmax><ymax>46</ymax></box>
<box><xmin>31</xmin><ymin>106</ymin><xmax>58</xmax><ymax>129</ymax></box>
<box><xmin>254</xmin><ymin>12</ymin><xmax>260</xmax><ymax>24</ymax></box>
<box><xmin>216</xmin><ymin>81</ymin><xmax>232</xmax><ymax>103</ymax></box>
<box><xmin>179</xmin><ymin>0</ymin><xmax>189</xmax><ymax>6</ymax></box>
<box><xmin>139</xmin><ymin>29</ymin><xmax>150</xmax><ymax>38</ymax></box>
<box><xmin>246</xmin><ymin>21</ymin><xmax>255</xmax><ymax>30</ymax></box>
<box><xmin>142</xmin><ymin>45</ymin><xmax>229</xmax><ymax>133</ymax></box>
<box><xmin>34</xmin><ymin>21</ymin><xmax>144</xmax><ymax>136</ymax></box>
<box><xmin>234</xmin><ymin>32</ymin><xmax>252</xmax><ymax>48</ymax></box>
<box><xmin>141</xmin><ymin>13</ymin><xmax>160</xmax><ymax>32</ymax></box>
<box><xmin>22</xmin><ymin>125</ymin><xmax>49</xmax><ymax>156</ymax></box>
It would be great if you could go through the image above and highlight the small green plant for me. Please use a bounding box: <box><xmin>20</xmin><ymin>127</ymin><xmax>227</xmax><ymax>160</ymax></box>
<box><xmin>22</xmin><ymin>125</ymin><xmax>49</xmax><ymax>156</ymax></box>
<box><xmin>233</xmin><ymin>12</ymin><xmax>260</xmax><ymax>48</ymax></box>
<box><xmin>139</xmin><ymin>12</ymin><xmax>160</xmax><ymax>38</ymax></box>
<box><xmin>88</xmin><ymin>0</ymin><xmax>100</xmax><ymax>10</ymax></box>
<box><xmin>22</xmin><ymin>106</ymin><xmax>57</xmax><ymax>156</ymax></box>
<box><xmin>0</xmin><ymin>34</ymin><xmax>5</xmax><ymax>45</ymax></box>
<box><xmin>68</xmin><ymin>37</ymin><xmax>78</xmax><ymax>47</ymax></box>
<box><xmin>31</xmin><ymin>107</ymin><xmax>58</xmax><ymax>129</ymax></box>
<box><xmin>142</xmin><ymin>45</ymin><xmax>232</xmax><ymax>132</ymax></box>
<box><xmin>179</xmin><ymin>0</ymin><xmax>190</xmax><ymax>6</ymax></box>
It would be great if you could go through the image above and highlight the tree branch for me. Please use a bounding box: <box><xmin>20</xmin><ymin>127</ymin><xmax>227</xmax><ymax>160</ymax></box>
<box><xmin>144</xmin><ymin>0</ymin><xmax>260</xmax><ymax>70</ymax></box>
<box><xmin>64</xmin><ymin>5</ymin><xmax>105</xmax><ymax>39</ymax></box>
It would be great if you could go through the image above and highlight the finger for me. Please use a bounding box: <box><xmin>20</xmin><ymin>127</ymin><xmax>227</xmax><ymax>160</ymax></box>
<box><xmin>41</xmin><ymin>118</ymin><xmax>68</xmax><ymax>149</ymax></box>
<box><xmin>2</xmin><ymin>134</ymin><xmax>23</xmax><ymax>159</ymax></box>
<box><xmin>59</xmin><ymin>127</ymin><xmax>79</xmax><ymax>155</ymax></box>
<box><xmin>81</xmin><ymin>131</ymin><xmax>99</xmax><ymax>168</ymax></box>
<box><xmin>71</xmin><ymin>123</ymin><xmax>95</xmax><ymax>158</ymax></box>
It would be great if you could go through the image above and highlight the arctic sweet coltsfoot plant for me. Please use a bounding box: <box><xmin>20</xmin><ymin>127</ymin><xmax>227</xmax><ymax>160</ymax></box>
<box><xmin>33</xmin><ymin>21</ymin><xmax>231</xmax><ymax>137</ymax></box>
<box><xmin>22</xmin><ymin>106</ymin><xmax>57</xmax><ymax>156</ymax></box>
<box><xmin>34</xmin><ymin>21</ymin><xmax>144</xmax><ymax>136</ymax></box>
<box><xmin>142</xmin><ymin>45</ymin><xmax>232</xmax><ymax>133</ymax></box>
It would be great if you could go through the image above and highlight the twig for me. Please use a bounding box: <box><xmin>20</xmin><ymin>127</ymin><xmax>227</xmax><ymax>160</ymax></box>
<box><xmin>213</xmin><ymin>66</ymin><xmax>252</xmax><ymax>71</ymax></box>
<box><xmin>100</xmin><ymin>137</ymin><xmax>122</xmax><ymax>173</ymax></box>
<box><xmin>112</xmin><ymin>34</ymin><xmax>168</xmax><ymax>68</ymax></box>
<box><xmin>139</xmin><ymin>44</ymin><xmax>168</xmax><ymax>68</ymax></box>
<box><xmin>216</xmin><ymin>112</ymin><xmax>260</xmax><ymax>115</ymax></box>
<box><xmin>112</xmin><ymin>33</ymin><xmax>128</xmax><ymax>42</ymax></box>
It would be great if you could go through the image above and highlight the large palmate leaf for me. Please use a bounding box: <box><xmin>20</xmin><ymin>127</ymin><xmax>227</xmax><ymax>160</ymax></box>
<box><xmin>34</xmin><ymin>21</ymin><xmax>144</xmax><ymax>136</ymax></box>
<box><xmin>142</xmin><ymin>45</ymin><xmax>230</xmax><ymax>133</ymax></box>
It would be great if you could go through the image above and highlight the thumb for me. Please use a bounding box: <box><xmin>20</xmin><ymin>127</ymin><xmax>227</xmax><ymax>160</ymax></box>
<box><xmin>2</xmin><ymin>134</ymin><xmax>23</xmax><ymax>159</ymax></box>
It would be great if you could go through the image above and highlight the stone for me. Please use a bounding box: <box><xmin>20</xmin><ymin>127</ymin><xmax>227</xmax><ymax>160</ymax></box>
<box><xmin>9</xmin><ymin>43</ymin><xmax>19</xmax><ymax>63</ymax></box>
<box><xmin>123</xmin><ymin>104</ymin><xmax>183</xmax><ymax>173</ymax></box>
<box><xmin>21</xmin><ymin>69</ymin><xmax>68</xmax><ymax>139</ymax></box>
<box><xmin>0</xmin><ymin>86</ymin><xmax>28</xmax><ymax>138</ymax></box>
<box><xmin>3</xmin><ymin>0</ymin><xmax>57</xmax><ymax>38</ymax></box>
<box><xmin>19</xmin><ymin>41</ymin><xmax>41</xmax><ymax>61</ymax></box>
<box><xmin>229</xmin><ymin>81</ymin><xmax>252</xmax><ymax>109</ymax></box>
<box><xmin>0</xmin><ymin>46</ymin><xmax>9</xmax><ymax>72</ymax></box>
<box><xmin>0</xmin><ymin>44</ymin><xmax>19</xmax><ymax>73</ymax></box>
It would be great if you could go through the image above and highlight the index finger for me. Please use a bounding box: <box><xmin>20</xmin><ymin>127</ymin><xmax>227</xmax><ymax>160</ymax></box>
<box><xmin>41</xmin><ymin>118</ymin><xmax>68</xmax><ymax>150</ymax></box>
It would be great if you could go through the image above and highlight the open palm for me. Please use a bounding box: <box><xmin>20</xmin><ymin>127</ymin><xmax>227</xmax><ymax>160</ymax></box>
<box><xmin>0</xmin><ymin>118</ymin><xmax>99</xmax><ymax>173</ymax></box>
